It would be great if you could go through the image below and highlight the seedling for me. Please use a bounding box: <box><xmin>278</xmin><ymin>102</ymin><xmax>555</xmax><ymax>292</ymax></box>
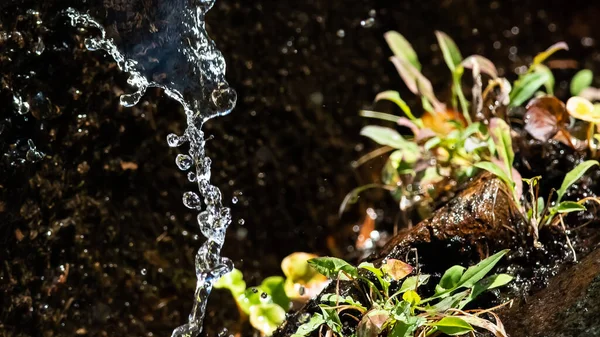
<box><xmin>292</xmin><ymin>250</ymin><xmax>513</xmax><ymax>337</ymax></box>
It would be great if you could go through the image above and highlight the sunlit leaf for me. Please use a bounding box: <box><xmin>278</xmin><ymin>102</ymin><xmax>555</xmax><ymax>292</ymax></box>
<box><xmin>532</xmin><ymin>41</ymin><xmax>569</xmax><ymax>66</ymax></box>
<box><xmin>429</xmin><ymin>290</ymin><xmax>470</xmax><ymax>313</ymax></box>
<box><xmin>281</xmin><ymin>252</ymin><xmax>320</xmax><ymax>282</ymax></box>
<box><xmin>432</xmin><ymin>316</ymin><xmax>474</xmax><ymax>336</ymax></box>
<box><xmin>214</xmin><ymin>268</ymin><xmax>246</xmax><ymax>297</ymax></box>
<box><xmin>556</xmin><ymin>201</ymin><xmax>587</xmax><ymax>213</ymax></box>
<box><xmin>249</xmin><ymin>303</ymin><xmax>286</xmax><ymax>336</ymax></box>
<box><xmin>510</xmin><ymin>70</ymin><xmax>553</xmax><ymax>107</ymax></box>
<box><xmin>357</xmin><ymin>309</ymin><xmax>390</xmax><ymax>337</ymax></box>
<box><xmin>570</xmin><ymin>69</ymin><xmax>594</xmax><ymax>96</ymax></box>
<box><xmin>402</xmin><ymin>290</ymin><xmax>421</xmax><ymax>305</ymax></box>
<box><xmin>375</xmin><ymin>90</ymin><xmax>416</xmax><ymax>120</ymax></box>
<box><xmin>260</xmin><ymin>276</ymin><xmax>290</xmax><ymax>311</ymax></box>
<box><xmin>566</xmin><ymin>96</ymin><xmax>600</xmax><ymax>123</ymax></box>
<box><xmin>308</xmin><ymin>257</ymin><xmax>358</xmax><ymax>279</ymax></box>
<box><xmin>384</xmin><ymin>31</ymin><xmax>422</xmax><ymax>70</ymax></box>
<box><xmin>556</xmin><ymin>160</ymin><xmax>599</xmax><ymax>202</ymax></box>
<box><xmin>389</xmin><ymin>320</ymin><xmax>418</xmax><ymax>337</ymax></box>
<box><xmin>382</xmin><ymin>259</ymin><xmax>414</xmax><ymax>281</ymax></box>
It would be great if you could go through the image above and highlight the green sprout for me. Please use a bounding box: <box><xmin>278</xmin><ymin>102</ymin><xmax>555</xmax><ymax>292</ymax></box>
<box><xmin>292</xmin><ymin>251</ymin><xmax>513</xmax><ymax>337</ymax></box>
<box><xmin>215</xmin><ymin>252</ymin><xmax>328</xmax><ymax>336</ymax></box>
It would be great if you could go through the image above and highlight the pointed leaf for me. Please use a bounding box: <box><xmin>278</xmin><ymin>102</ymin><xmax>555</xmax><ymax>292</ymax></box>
<box><xmin>432</xmin><ymin>317</ymin><xmax>474</xmax><ymax>336</ymax></box>
<box><xmin>510</xmin><ymin>70</ymin><xmax>553</xmax><ymax>107</ymax></box>
<box><xmin>533</xmin><ymin>41</ymin><xmax>569</xmax><ymax>66</ymax></box>
<box><xmin>474</xmin><ymin>162</ymin><xmax>513</xmax><ymax>189</ymax></box>
<box><xmin>384</xmin><ymin>31</ymin><xmax>421</xmax><ymax>70</ymax></box>
<box><xmin>435</xmin><ymin>31</ymin><xmax>463</xmax><ymax>72</ymax></box>
<box><xmin>436</xmin><ymin>265</ymin><xmax>465</xmax><ymax>293</ymax></box>
<box><xmin>291</xmin><ymin>313</ymin><xmax>326</xmax><ymax>337</ymax></box>
<box><xmin>457</xmin><ymin>250</ymin><xmax>509</xmax><ymax>288</ymax></box>
<box><xmin>375</xmin><ymin>90</ymin><xmax>415</xmax><ymax>120</ymax></box>
<box><xmin>556</xmin><ymin>201</ymin><xmax>587</xmax><ymax>213</ymax></box>
<box><xmin>556</xmin><ymin>160</ymin><xmax>599</xmax><ymax>202</ymax></box>
<box><xmin>382</xmin><ymin>259</ymin><xmax>414</xmax><ymax>281</ymax></box>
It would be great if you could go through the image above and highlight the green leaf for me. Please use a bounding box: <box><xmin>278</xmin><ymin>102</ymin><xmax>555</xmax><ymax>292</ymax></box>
<box><xmin>238</xmin><ymin>287</ymin><xmax>268</xmax><ymax>315</ymax></box>
<box><xmin>509</xmin><ymin>70</ymin><xmax>553</xmax><ymax>107</ymax></box>
<box><xmin>432</xmin><ymin>317</ymin><xmax>474</xmax><ymax>336</ymax></box>
<box><xmin>436</xmin><ymin>266</ymin><xmax>465</xmax><ymax>294</ymax></box>
<box><xmin>320</xmin><ymin>294</ymin><xmax>367</xmax><ymax>311</ymax></box>
<box><xmin>384</xmin><ymin>31</ymin><xmax>422</xmax><ymax>70</ymax></box>
<box><xmin>556</xmin><ymin>201</ymin><xmax>586</xmax><ymax>214</ymax></box>
<box><xmin>571</xmin><ymin>69</ymin><xmax>594</xmax><ymax>96</ymax></box>
<box><xmin>460</xmin><ymin>274</ymin><xmax>513</xmax><ymax>308</ymax></box>
<box><xmin>249</xmin><ymin>303</ymin><xmax>286</xmax><ymax>336</ymax></box>
<box><xmin>532</xmin><ymin>41</ymin><xmax>568</xmax><ymax>66</ymax></box>
<box><xmin>532</xmin><ymin>64</ymin><xmax>555</xmax><ymax>95</ymax></box>
<box><xmin>457</xmin><ymin>250</ymin><xmax>509</xmax><ymax>288</ymax></box>
<box><xmin>291</xmin><ymin>313</ymin><xmax>326</xmax><ymax>337</ymax></box>
<box><xmin>375</xmin><ymin>90</ymin><xmax>416</xmax><ymax>120</ymax></box>
<box><xmin>319</xmin><ymin>306</ymin><xmax>342</xmax><ymax>333</ymax></box>
<box><xmin>389</xmin><ymin>320</ymin><xmax>418</xmax><ymax>337</ymax></box>
<box><xmin>402</xmin><ymin>290</ymin><xmax>421</xmax><ymax>305</ymax></box>
<box><xmin>214</xmin><ymin>268</ymin><xmax>246</xmax><ymax>297</ymax></box>
<box><xmin>358</xmin><ymin>262</ymin><xmax>390</xmax><ymax>294</ymax></box>
<box><xmin>360</xmin><ymin>125</ymin><xmax>414</xmax><ymax>149</ymax></box>
<box><xmin>556</xmin><ymin>160</ymin><xmax>599</xmax><ymax>202</ymax></box>
<box><xmin>489</xmin><ymin>118</ymin><xmax>514</xmax><ymax>179</ymax></box>
<box><xmin>308</xmin><ymin>257</ymin><xmax>358</xmax><ymax>279</ymax></box>
<box><xmin>397</xmin><ymin>274</ymin><xmax>430</xmax><ymax>293</ymax></box>
<box><xmin>260</xmin><ymin>276</ymin><xmax>290</xmax><ymax>312</ymax></box>
<box><xmin>389</xmin><ymin>56</ymin><xmax>442</xmax><ymax>112</ymax></box>
<box><xmin>435</xmin><ymin>31</ymin><xmax>463</xmax><ymax>72</ymax></box>
<box><xmin>428</xmin><ymin>290</ymin><xmax>470</xmax><ymax>313</ymax></box>
<box><xmin>424</xmin><ymin>137</ymin><xmax>441</xmax><ymax>150</ymax></box>
<box><xmin>474</xmin><ymin>162</ymin><xmax>513</xmax><ymax>190</ymax></box>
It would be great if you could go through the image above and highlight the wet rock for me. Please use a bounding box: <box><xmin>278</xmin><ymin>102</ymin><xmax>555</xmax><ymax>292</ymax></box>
<box><xmin>502</xmin><ymin>246</ymin><xmax>600</xmax><ymax>337</ymax></box>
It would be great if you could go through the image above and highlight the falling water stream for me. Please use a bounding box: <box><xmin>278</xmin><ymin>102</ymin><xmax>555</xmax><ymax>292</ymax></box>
<box><xmin>66</xmin><ymin>1</ymin><xmax>236</xmax><ymax>336</ymax></box>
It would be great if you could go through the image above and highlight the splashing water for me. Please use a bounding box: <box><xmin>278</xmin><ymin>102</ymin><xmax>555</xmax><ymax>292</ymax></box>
<box><xmin>66</xmin><ymin>1</ymin><xmax>237</xmax><ymax>336</ymax></box>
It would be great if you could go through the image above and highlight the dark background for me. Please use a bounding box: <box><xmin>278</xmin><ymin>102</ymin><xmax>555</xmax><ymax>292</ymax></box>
<box><xmin>1</xmin><ymin>0</ymin><xmax>600</xmax><ymax>336</ymax></box>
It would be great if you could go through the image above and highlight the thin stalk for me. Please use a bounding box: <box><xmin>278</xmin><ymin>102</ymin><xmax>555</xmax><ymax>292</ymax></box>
<box><xmin>360</xmin><ymin>110</ymin><xmax>401</xmax><ymax>123</ymax></box>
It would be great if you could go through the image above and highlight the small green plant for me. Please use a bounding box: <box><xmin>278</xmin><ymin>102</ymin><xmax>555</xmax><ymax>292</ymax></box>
<box><xmin>521</xmin><ymin>160</ymin><xmax>599</xmax><ymax>255</ymax></box>
<box><xmin>215</xmin><ymin>252</ymin><xmax>328</xmax><ymax>336</ymax></box>
<box><xmin>343</xmin><ymin>31</ymin><xmax>499</xmax><ymax>217</ymax></box>
<box><xmin>292</xmin><ymin>250</ymin><xmax>513</xmax><ymax>337</ymax></box>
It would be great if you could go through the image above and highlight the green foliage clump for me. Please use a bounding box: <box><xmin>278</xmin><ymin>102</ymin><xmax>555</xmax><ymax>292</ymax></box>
<box><xmin>292</xmin><ymin>251</ymin><xmax>513</xmax><ymax>337</ymax></box>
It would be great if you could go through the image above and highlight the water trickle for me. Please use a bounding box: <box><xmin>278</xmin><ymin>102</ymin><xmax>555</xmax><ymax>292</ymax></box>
<box><xmin>65</xmin><ymin>1</ymin><xmax>237</xmax><ymax>335</ymax></box>
<box><xmin>13</xmin><ymin>94</ymin><xmax>30</xmax><ymax>115</ymax></box>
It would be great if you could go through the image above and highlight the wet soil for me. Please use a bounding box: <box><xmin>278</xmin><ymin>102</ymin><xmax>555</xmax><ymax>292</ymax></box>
<box><xmin>2</xmin><ymin>0</ymin><xmax>600</xmax><ymax>336</ymax></box>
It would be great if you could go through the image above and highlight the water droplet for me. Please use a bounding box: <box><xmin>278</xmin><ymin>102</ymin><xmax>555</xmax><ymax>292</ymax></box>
<box><xmin>167</xmin><ymin>133</ymin><xmax>185</xmax><ymax>147</ymax></box>
<box><xmin>231</xmin><ymin>196</ymin><xmax>238</xmax><ymax>204</ymax></box>
<box><xmin>238</xmin><ymin>219</ymin><xmax>245</xmax><ymax>226</ymax></box>
<box><xmin>176</xmin><ymin>154</ymin><xmax>193</xmax><ymax>171</ymax></box>
<box><xmin>25</xmin><ymin>140</ymin><xmax>44</xmax><ymax>162</ymax></box>
<box><xmin>183</xmin><ymin>192</ymin><xmax>202</xmax><ymax>210</ymax></box>
<box><xmin>360</xmin><ymin>18</ymin><xmax>375</xmax><ymax>28</ymax></box>
<box><xmin>211</xmin><ymin>84</ymin><xmax>237</xmax><ymax>116</ymax></box>
<box><xmin>120</xmin><ymin>90</ymin><xmax>143</xmax><ymax>107</ymax></box>
<box><xmin>187</xmin><ymin>172</ymin><xmax>197</xmax><ymax>182</ymax></box>
<box><xmin>34</xmin><ymin>36</ymin><xmax>45</xmax><ymax>55</ymax></box>
<box><xmin>141</xmin><ymin>268</ymin><xmax>147</xmax><ymax>276</ymax></box>
<box><xmin>13</xmin><ymin>94</ymin><xmax>29</xmax><ymax>115</ymax></box>
<box><xmin>336</xmin><ymin>29</ymin><xmax>345</xmax><ymax>38</ymax></box>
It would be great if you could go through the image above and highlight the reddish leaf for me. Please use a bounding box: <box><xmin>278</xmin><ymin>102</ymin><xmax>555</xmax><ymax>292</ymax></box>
<box><xmin>524</xmin><ymin>96</ymin><xmax>568</xmax><ymax>141</ymax></box>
